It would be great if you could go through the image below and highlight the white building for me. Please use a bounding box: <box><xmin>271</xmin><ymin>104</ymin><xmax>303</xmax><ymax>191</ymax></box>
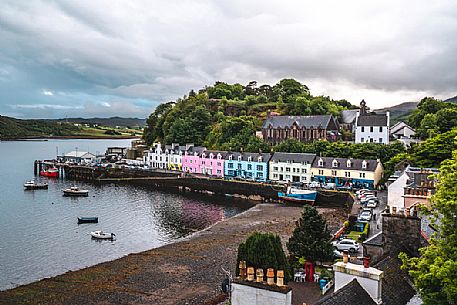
<box><xmin>390</xmin><ymin>121</ymin><xmax>416</xmax><ymax>139</ymax></box>
<box><xmin>269</xmin><ymin>152</ymin><xmax>316</xmax><ymax>184</ymax></box>
<box><xmin>143</xmin><ymin>143</ymin><xmax>189</xmax><ymax>170</ymax></box>
<box><xmin>60</xmin><ymin>151</ymin><xmax>96</xmax><ymax>164</ymax></box>
<box><xmin>355</xmin><ymin>100</ymin><xmax>390</xmax><ymax>144</ymax></box>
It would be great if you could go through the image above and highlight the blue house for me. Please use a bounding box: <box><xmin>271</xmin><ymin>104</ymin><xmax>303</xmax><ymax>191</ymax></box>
<box><xmin>224</xmin><ymin>152</ymin><xmax>272</xmax><ymax>182</ymax></box>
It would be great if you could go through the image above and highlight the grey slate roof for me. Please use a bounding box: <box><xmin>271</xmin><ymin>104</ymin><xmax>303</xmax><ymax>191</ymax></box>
<box><xmin>374</xmin><ymin>256</ymin><xmax>417</xmax><ymax>305</ymax></box>
<box><xmin>225</xmin><ymin>152</ymin><xmax>272</xmax><ymax>162</ymax></box>
<box><xmin>262</xmin><ymin>115</ymin><xmax>337</xmax><ymax>129</ymax></box>
<box><xmin>201</xmin><ymin>150</ymin><xmax>228</xmax><ymax>158</ymax></box>
<box><xmin>314</xmin><ymin>279</ymin><xmax>376</xmax><ymax>305</ymax></box>
<box><xmin>340</xmin><ymin>109</ymin><xmax>358</xmax><ymax>124</ymax></box>
<box><xmin>363</xmin><ymin>231</ymin><xmax>383</xmax><ymax>247</ymax></box>
<box><xmin>357</xmin><ymin>114</ymin><xmax>388</xmax><ymax>126</ymax></box>
<box><xmin>270</xmin><ymin>152</ymin><xmax>316</xmax><ymax>164</ymax></box>
<box><xmin>312</xmin><ymin>157</ymin><xmax>379</xmax><ymax>172</ymax></box>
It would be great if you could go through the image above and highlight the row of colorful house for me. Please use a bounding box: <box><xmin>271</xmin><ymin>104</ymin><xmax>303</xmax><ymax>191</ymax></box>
<box><xmin>143</xmin><ymin>143</ymin><xmax>384</xmax><ymax>189</ymax></box>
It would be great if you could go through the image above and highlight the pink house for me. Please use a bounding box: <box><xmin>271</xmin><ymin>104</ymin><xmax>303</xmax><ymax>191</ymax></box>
<box><xmin>182</xmin><ymin>146</ymin><xmax>205</xmax><ymax>174</ymax></box>
<box><xmin>200</xmin><ymin>151</ymin><xmax>225</xmax><ymax>177</ymax></box>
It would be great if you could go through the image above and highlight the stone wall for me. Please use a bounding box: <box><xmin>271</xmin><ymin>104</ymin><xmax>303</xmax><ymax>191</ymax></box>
<box><xmin>381</xmin><ymin>212</ymin><xmax>421</xmax><ymax>257</ymax></box>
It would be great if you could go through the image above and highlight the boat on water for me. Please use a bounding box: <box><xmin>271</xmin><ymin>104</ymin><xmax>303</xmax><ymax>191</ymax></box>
<box><xmin>40</xmin><ymin>167</ymin><xmax>59</xmax><ymax>178</ymax></box>
<box><xmin>23</xmin><ymin>180</ymin><xmax>49</xmax><ymax>190</ymax></box>
<box><xmin>91</xmin><ymin>230</ymin><xmax>115</xmax><ymax>240</ymax></box>
<box><xmin>278</xmin><ymin>187</ymin><xmax>317</xmax><ymax>204</ymax></box>
<box><xmin>78</xmin><ymin>217</ymin><xmax>98</xmax><ymax>224</ymax></box>
<box><xmin>63</xmin><ymin>186</ymin><xmax>89</xmax><ymax>197</ymax></box>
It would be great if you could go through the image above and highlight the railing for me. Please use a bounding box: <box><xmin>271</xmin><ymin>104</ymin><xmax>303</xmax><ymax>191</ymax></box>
<box><xmin>321</xmin><ymin>279</ymin><xmax>334</xmax><ymax>295</ymax></box>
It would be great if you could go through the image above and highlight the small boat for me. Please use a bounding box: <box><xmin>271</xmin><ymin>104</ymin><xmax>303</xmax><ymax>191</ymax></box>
<box><xmin>40</xmin><ymin>167</ymin><xmax>59</xmax><ymax>178</ymax></box>
<box><xmin>63</xmin><ymin>186</ymin><xmax>89</xmax><ymax>197</ymax></box>
<box><xmin>278</xmin><ymin>187</ymin><xmax>317</xmax><ymax>204</ymax></box>
<box><xmin>78</xmin><ymin>217</ymin><xmax>99</xmax><ymax>224</ymax></box>
<box><xmin>91</xmin><ymin>230</ymin><xmax>115</xmax><ymax>240</ymax></box>
<box><xmin>23</xmin><ymin>180</ymin><xmax>48</xmax><ymax>190</ymax></box>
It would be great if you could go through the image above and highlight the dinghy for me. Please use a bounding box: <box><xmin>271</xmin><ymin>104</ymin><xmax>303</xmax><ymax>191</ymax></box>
<box><xmin>90</xmin><ymin>230</ymin><xmax>115</xmax><ymax>240</ymax></box>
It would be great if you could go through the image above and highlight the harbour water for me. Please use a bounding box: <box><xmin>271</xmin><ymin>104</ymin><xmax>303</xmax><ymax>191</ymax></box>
<box><xmin>0</xmin><ymin>139</ymin><xmax>254</xmax><ymax>291</ymax></box>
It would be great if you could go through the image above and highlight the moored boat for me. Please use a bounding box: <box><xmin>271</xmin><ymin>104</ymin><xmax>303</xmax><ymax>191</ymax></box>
<box><xmin>23</xmin><ymin>180</ymin><xmax>49</xmax><ymax>190</ymax></box>
<box><xmin>63</xmin><ymin>186</ymin><xmax>89</xmax><ymax>197</ymax></box>
<box><xmin>91</xmin><ymin>230</ymin><xmax>115</xmax><ymax>240</ymax></box>
<box><xmin>78</xmin><ymin>217</ymin><xmax>98</xmax><ymax>224</ymax></box>
<box><xmin>278</xmin><ymin>187</ymin><xmax>317</xmax><ymax>204</ymax></box>
<box><xmin>40</xmin><ymin>167</ymin><xmax>59</xmax><ymax>178</ymax></box>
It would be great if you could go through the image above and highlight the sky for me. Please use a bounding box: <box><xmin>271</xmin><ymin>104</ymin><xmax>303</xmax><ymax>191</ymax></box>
<box><xmin>0</xmin><ymin>1</ymin><xmax>456</xmax><ymax>119</ymax></box>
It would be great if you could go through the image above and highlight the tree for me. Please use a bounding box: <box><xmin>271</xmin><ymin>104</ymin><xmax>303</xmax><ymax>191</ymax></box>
<box><xmin>410</xmin><ymin>128</ymin><xmax>457</xmax><ymax>168</ymax></box>
<box><xmin>272</xmin><ymin>78</ymin><xmax>309</xmax><ymax>103</ymax></box>
<box><xmin>400</xmin><ymin>151</ymin><xmax>457</xmax><ymax>304</ymax></box>
<box><xmin>287</xmin><ymin>206</ymin><xmax>334</xmax><ymax>262</ymax></box>
<box><xmin>237</xmin><ymin>232</ymin><xmax>290</xmax><ymax>282</ymax></box>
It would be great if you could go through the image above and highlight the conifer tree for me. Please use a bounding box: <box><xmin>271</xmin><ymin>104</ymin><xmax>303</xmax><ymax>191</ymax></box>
<box><xmin>287</xmin><ymin>206</ymin><xmax>334</xmax><ymax>262</ymax></box>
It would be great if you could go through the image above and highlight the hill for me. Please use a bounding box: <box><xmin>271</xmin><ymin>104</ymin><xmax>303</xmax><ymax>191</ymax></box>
<box><xmin>53</xmin><ymin>117</ymin><xmax>146</xmax><ymax>128</ymax></box>
<box><xmin>444</xmin><ymin>95</ymin><xmax>457</xmax><ymax>103</ymax></box>
<box><xmin>0</xmin><ymin>116</ymin><xmax>80</xmax><ymax>139</ymax></box>
<box><xmin>374</xmin><ymin>101</ymin><xmax>418</xmax><ymax>125</ymax></box>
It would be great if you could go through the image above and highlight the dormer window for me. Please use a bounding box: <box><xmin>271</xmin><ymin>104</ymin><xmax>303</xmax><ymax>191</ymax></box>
<box><xmin>217</xmin><ymin>154</ymin><xmax>221</xmax><ymax>160</ymax></box>
<box><xmin>318</xmin><ymin>158</ymin><xmax>323</xmax><ymax>167</ymax></box>
<box><xmin>237</xmin><ymin>156</ymin><xmax>242</xmax><ymax>161</ymax></box>
<box><xmin>209</xmin><ymin>153</ymin><xmax>214</xmax><ymax>159</ymax></box>
<box><xmin>362</xmin><ymin>160</ymin><xmax>367</xmax><ymax>169</ymax></box>
<box><xmin>202</xmin><ymin>153</ymin><xmax>206</xmax><ymax>158</ymax></box>
<box><xmin>347</xmin><ymin>160</ymin><xmax>352</xmax><ymax>168</ymax></box>
<box><xmin>229</xmin><ymin>155</ymin><xmax>233</xmax><ymax>161</ymax></box>
<box><xmin>258</xmin><ymin>156</ymin><xmax>263</xmax><ymax>162</ymax></box>
<box><xmin>248</xmin><ymin>156</ymin><xmax>252</xmax><ymax>162</ymax></box>
<box><xmin>332</xmin><ymin>159</ymin><xmax>338</xmax><ymax>168</ymax></box>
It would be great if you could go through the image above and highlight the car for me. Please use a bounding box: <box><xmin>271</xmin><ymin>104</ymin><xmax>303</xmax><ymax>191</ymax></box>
<box><xmin>358</xmin><ymin>209</ymin><xmax>372</xmax><ymax>221</ymax></box>
<box><xmin>333</xmin><ymin>249</ymin><xmax>343</xmax><ymax>258</ymax></box>
<box><xmin>356</xmin><ymin>189</ymin><xmax>371</xmax><ymax>196</ymax></box>
<box><xmin>358</xmin><ymin>192</ymin><xmax>374</xmax><ymax>199</ymax></box>
<box><xmin>331</xmin><ymin>239</ymin><xmax>360</xmax><ymax>253</ymax></box>
<box><xmin>366</xmin><ymin>200</ymin><xmax>378</xmax><ymax>208</ymax></box>
<box><xmin>361</xmin><ymin>196</ymin><xmax>378</xmax><ymax>204</ymax></box>
<box><xmin>324</xmin><ymin>183</ymin><xmax>336</xmax><ymax>189</ymax></box>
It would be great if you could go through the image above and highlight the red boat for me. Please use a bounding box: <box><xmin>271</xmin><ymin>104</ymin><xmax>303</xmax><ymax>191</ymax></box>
<box><xmin>40</xmin><ymin>167</ymin><xmax>59</xmax><ymax>178</ymax></box>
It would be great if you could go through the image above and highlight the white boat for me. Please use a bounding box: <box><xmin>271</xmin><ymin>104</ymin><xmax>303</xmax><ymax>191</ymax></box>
<box><xmin>91</xmin><ymin>230</ymin><xmax>115</xmax><ymax>240</ymax></box>
<box><xmin>63</xmin><ymin>186</ymin><xmax>89</xmax><ymax>197</ymax></box>
<box><xmin>24</xmin><ymin>180</ymin><xmax>49</xmax><ymax>190</ymax></box>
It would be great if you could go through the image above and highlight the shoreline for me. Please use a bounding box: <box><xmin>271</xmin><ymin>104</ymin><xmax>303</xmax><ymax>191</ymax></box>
<box><xmin>0</xmin><ymin>203</ymin><xmax>347</xmax><ymax>305</ymax></box>
<box><xmin>0</xmin><ymin>135</ymin><xmax>141</xmax><ymax>141</ymax></box>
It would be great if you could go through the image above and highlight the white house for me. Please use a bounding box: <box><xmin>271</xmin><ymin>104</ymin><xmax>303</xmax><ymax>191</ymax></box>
<box><xmin>143</xmin><ymin>143</ymin><xmax>190</xmax><ymax>170</ymax></box>
<box><xmin>269</xmin><ymin>152</ymin><xmax>316</xmax><ymax>184</ymax></box>
<box><xmin>390</xmin><ymin>121</ymin><xmax>416</xmax><ymax>139</ymax></box>
<box><xmin>355</xmin><ymin>100</ymin><xmax>390</xmax><ymax>144</ymax></box>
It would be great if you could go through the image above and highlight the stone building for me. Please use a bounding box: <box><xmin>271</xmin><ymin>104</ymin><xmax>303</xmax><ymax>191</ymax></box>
<box><xmin>261</xmin><ymin>115</ymin><xmax>339</xmax><ymax>145</ymax></box>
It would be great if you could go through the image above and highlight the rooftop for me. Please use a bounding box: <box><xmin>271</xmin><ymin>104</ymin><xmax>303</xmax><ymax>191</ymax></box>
<box><xmin>357</xmin><ymin>113</ymin><xmax>388</xmax><ymax>127</ymax></box>
<box><xmin>270</xmin><ymin>152</ymin><xmax>316</xmax><ymax>163</ymax></box>
<box><xmin>263</xmin><ymin>115</ymin><xmax>337</xmax><ymax>129</ymax></box>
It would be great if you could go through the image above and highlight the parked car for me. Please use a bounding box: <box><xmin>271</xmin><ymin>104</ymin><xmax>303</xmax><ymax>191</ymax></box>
<box><xmin>356</xmin><ymin>189</ymin><xmax>371</xmax><ymax>196</ymax></box>
<box><xmin>358</xmin><ymin>209</ymin><xmax>372</xmax><ymax>221</ymax></box>
<box><xmin>358</xmin><ymin>192</ymin><xmax>374</xmax><ymax>200</ymax></box>
<box><xmin>331</xmin><ymin>239</ymin><xmax>360</xmax><ymax>253</ymax></box>
<box><xmin>324</xmin><ymin>183</ymin><xmax>336</xmax><ymax>189</ymax></box>
<box><xmin>361</xmin><ymin>196</ymin><xmax>378</xmax><ymax>204</ymax></box>
<box><xmin>366</xmin><ymin>200</ymin><xmax>378</xmax><ymax>208</ymax></box>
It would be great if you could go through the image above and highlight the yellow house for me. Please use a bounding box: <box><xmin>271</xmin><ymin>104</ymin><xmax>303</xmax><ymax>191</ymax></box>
<box><xmin>311</xmin><ymin>157</ymin><xmax>383</xmax><ymax>189</ymax></box>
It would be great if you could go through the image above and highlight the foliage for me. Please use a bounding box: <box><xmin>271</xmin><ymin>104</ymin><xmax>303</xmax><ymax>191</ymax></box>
<box><xmin>0</xmin><ymin>116</ymin><xmax>81</xmax><ymax>139</ymax></box>
<box><xmin>236</xmin><ymin>232</ymin><xmax>290</xmax><ymax>282</ymax></box>
<box><xmin>400</xmin><ymin>151</ymin><xmax>457</xmax><ymax>305</ymax></box>
<box><xmin>287</xmin><ymin>206</ymin><xmax>334</xmax><ymax>263</ymax></box>
<box><xmin>409</xmin><ymin>128</ymin><xmax>457</xmax><ymax>168</ymax></box>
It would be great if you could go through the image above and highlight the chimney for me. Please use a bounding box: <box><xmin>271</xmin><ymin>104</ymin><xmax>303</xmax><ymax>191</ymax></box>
<box><xmin>276</xmin><ymin>270</ymin><xmax>284</xmax><ymax>286</ymax></box>
<box><xmin>239</xmin><ymin>261</ymin><xmax>247</xmax><ymax>280</ymax></box>
<box><xmin>343</xmin><ymin>250</ymin><xmax>349</xmax><ymax>263</ymax></box>
<box><xmin>266</xmin><ymin>268</ymin><xmax>275</xmax><ymax>285</ymax></box>
<box><xmin>185</xmin><ymin>143</ymin><xmax>194</xmax><ymax>151</ymax></box>
<box><xmin>247</xmin><ymin>267</ymin><xmax>255</xmax><ymax>281</ymax></box>
<box><xmin>333</xmin><ymin>261</ymin><xmax>383</xmax><ymax>304</ymax></box>
<box><xmin>256</xmin><ymin>268</ymin><xmax>264</xmax><ymax>283</ymax></box>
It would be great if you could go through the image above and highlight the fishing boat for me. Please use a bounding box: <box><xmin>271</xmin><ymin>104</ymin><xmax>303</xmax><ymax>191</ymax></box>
<box><xmin>63</xmin><ymin>186</ymin><xmax>89</xmax><ymax>197</ymax></box>
<box><xmin>40</xmin><ymin>167</ymin><xmax>59</xmax><ymax>178</ymax></box>
<box><xmin>278</xmin><ymin>187</ymin><xmax>317</xmax><ymax>204</ymax></box>
<box><xmin>77</xmin><ymin>217</ymin><xmax>98</xmax><ymax>224</ymax></box>
<box><xmin>91</xmin><ymin>230</ymin><xmax>115</xmax><ymax>240</ymax></box>
<box><xmin>23</xmin><ymin>180</ymin><xmax>49</xmax><ymax>190</ymax></box>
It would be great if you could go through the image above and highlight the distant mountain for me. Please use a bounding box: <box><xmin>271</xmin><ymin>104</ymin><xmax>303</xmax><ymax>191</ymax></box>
<box><xmin>374</xmin><ymin>101</ymin><xmax>418</xmax><ymax>125</ymax></box>
<box><xmin>444</xmin><ymin>95</ymin><xmax>457</xmax><ymax>103</ymax></box>
<box><xmin>0</xmin><ymin>115</ymin><xmax>80</xmax><ymax>139</ymax></box>
<box><xmin>52</xmin><ymin>117</ymin><xmax>146</xmax><ymax>128</ymax></box>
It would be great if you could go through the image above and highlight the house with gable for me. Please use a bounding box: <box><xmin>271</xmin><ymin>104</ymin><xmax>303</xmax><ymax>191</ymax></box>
<box><xmin>311</xmin><ymin>157</ymin><xmax>383</xmax><ymax>189</ymax></box>
<box><xmin>199</xmin><ymin>150</ymin><xmax>226</xmax><ymax>177</ymax></box>
<box><xmin>269</xmin><ymin>152</ymin><xmax>316</xmax><ymax>184</ymax></box>
<box><xmin>224</xmin><ymin>152</ymin><xmax>272</xmax><ymax>182</ymax></box>
<box><xmin>355</xmin><ymin>100</ymin><xmax>390</xmax><ymax>144</ymax></box>
<box><xmin>262</xmin><ymin>115</ymin><xmax>339</xmax><ymax>145</ymax></box>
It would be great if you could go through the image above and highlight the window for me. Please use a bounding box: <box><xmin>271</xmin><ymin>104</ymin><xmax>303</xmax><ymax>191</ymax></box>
<box><xmin>228</xmin><ymin>163</ymin><xmax>233</xmax><ymax>169</ymax></box>
<box><xmin>238</xmin><ymin>156</ymin><xmax>242</xmax><ymax>161</ymax></box>
<box><xmin>332</xmin><ymin>159</ymin><xmax>338</xmax><ymax>168</ymax></box>
<box><xmin>361</xmin><ymin>127</ymin><xmax>365</xmax><ymax>132</ymax></box>
<box><xmin>285</xmin><ymin>175</ymin><xmax>290</xmax><ymax>179</ymax></box>
<box><xmin>347</xmin><ymin>160</ymin><xmax>351</xmax><ymax>168</ymax></box>
<box><xmin>318</xmin><ymin>158</ymin><xmax>323</xmax><ymax>167</ymax></box>
<box><xmin>302</xmin><ymin>169</ymin><xmax>306</xmax><ymax>173</ymax></box>
<box><xmin>202</xmin><ymin>161</ymin><xmax>205</xmax><ymax>165</ymax></box>
<box><xmin>190</xmin><ymin>160</ymin><xmax>193</xmax><ymax>164</ymax></box>
<box><xmin>229</xmin><ymin>155</ymin><xmax>233</xmax><ymax>160</ymax></box>
<box><xmin>360</xmin><ymin>172</ymin><xmax>366</xmax><ymax>178</ymax></box>
<box><xmin>370</xmin><ymin>126</ymin><xmax>374</xmax><ymax>132</ymax></box>
<box><xmin>273</xmin><ymin>174</ymin><xmax>278</xmax><ymax>178</ymax></box>
<box><xmin>345</xmin><ymin>171</ymin><xmax>351</xmax><ymax>177</ymax></box>
<box><xmin>361</xmin><ymin>137</ymin><xmax>364</xmax><ymax>142</ymax></box>
<box><xmin>331</xmin><ymin>170</ymin><xmax>337</xmax><ymax>176</ymax></box>
<box><xmin>370</xmin><ymin>138</ymin><xmax>374</xmax><ymax>143</ymax></box>
<box><xmin>257</xmin><ymin>165</ymin><xmax>263</xmax><ymax>171</ymax></box>
<box><xmin>273</xmin><ymin>166</ymin><xmax>278</xmax><ymax>171</ymax></box>
<box><xmin>302</xmin><ymin>176</ymin><xmax>307</xmax><ymax>181</ymax></box>
<box><xmin>217</xmin><ymin>162</ymin><xmax>221</xmax><ymax>166</ymax></box>
<box><xmin>318</xmin><ymin>170</ymin><xmax>324</xmax><ymax>175</ymax></box>
<box><xmin>258</xmin><ymin>156</ymin><xmax>263</xmax><ymax>162</ymax></box>
<box><xmin>362</xmin><ymin>160</ymin><xmax>367</xmax><ymax>169</ymax></box>
<box><xmin>248</xmin><ymin>156</ymin><xmax>252</xmax><ymax>162</ymax></box>
<box><xmin>247</xmin><ymin>164</ymin><xmax>252</xmax><ymax>170</ymax></box>
<box><xmin>238</xmin><ymin>164</ymin><xmax>242</xmax><ymax>170</ymax></box>
<box><xmin>379</xmin><ymin>126</ymin><xmax>383</xmax><ymax>132</ymax></box>
<box><xmin>286</xmin><ymin>167</ymin><xmax>291</xmax><ymax>172</ymax></box>
<box><xmin>379</xmin><ymin>138</ymin><xmax>383</xmax><ymax>143</ymax></box>
<box><xmin>228</xmin><ymin>170</ymin><xmax>234</xmax><ymax>175</ymax></box>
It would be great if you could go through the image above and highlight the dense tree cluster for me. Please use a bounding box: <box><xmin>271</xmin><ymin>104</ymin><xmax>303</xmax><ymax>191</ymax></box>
<box><xmin>143</xmin><ymin>79</ymin><xmax>354</xmax><ymax>147</ymax></box>
<box><xmin>0</xmin><ymin>116</ymin><xmax>80</xmax><ymax>139</ymax></box>
<box><xmin>408</xmin><ymin>97</ymin><xmax>457</xmax><ymax>139</ymax></box>
<box><xmin>400</xmin><ymin>151</ymin><xmax>457</xmax><ymax>304</ymax></box>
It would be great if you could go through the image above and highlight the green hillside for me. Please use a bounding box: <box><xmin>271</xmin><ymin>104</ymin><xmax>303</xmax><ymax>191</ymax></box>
<box><xmin>0</xmin><ymin>116</ymin><xmax>80</xmax><ymax>139</ymax></box>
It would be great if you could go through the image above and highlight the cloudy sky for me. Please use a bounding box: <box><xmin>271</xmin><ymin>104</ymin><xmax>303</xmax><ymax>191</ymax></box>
<box><xmin>1</xmin><ymin>1</ymin><xmax>456</xmax><ymax>119</ymax></box>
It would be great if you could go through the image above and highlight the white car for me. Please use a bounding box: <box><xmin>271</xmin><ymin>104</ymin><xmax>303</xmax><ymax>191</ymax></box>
<box><xmin>331</xmin><ymin>239</ymin><xmax>360</xmax><ymax>253</ymax></box>
<box><xmin>358</xmin><ymin>192</ymin><xmax>375</xmax><ymax>200</ymax></box>
<box><xmin>358</xmin><ymin>209</ymin><xmax>372</xmax><ymax>221</ymax></box>
<box><xmin>356</xmin><ymin>189</ymin><xmax>371</xmax><ymax>196</ymax></box>
<box><xmin>366</xmin><ymin>200</ymin><xmax>378</xmax><ymax>208</ymax></box>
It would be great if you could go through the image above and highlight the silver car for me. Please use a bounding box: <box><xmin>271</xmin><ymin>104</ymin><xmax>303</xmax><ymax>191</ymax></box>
<box><xmin>331</xmin><ymin>239</ymin><xmax>360</xmax><ymax>253</ymax></box>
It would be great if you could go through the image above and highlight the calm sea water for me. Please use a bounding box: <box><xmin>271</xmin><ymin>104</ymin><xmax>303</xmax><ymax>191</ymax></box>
<box><xmin>0</xmin><ymin>139</ymin><xmax>253</xmax><ymax>291</ymax></box>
